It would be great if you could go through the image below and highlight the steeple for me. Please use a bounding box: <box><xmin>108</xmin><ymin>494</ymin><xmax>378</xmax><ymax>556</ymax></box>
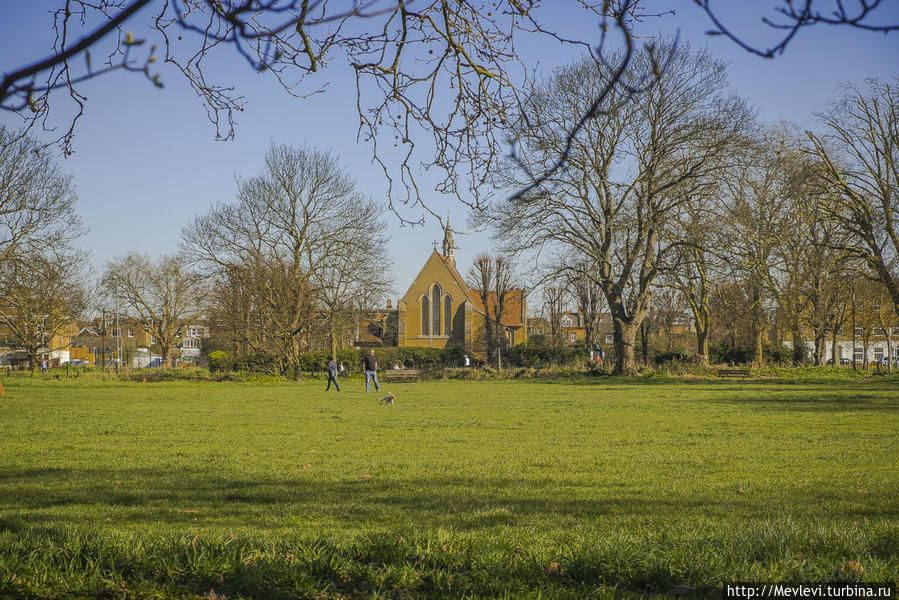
<box><xmin>442</xmin><ymin>216</ymin><xmax>458</xmax><ymax>266</ymax></box>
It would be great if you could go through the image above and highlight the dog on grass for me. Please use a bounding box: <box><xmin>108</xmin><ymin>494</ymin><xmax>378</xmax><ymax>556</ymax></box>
<box><xmin>382</xmin><ymin>392</ymin><xmax>395</xmax><ymax>405</ymax></box>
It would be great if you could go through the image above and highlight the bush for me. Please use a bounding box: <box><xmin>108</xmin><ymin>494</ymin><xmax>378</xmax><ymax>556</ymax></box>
<box><xmin>503</xmin><ymin>337</ymin><xmax>588</xmax><ymax>368</ymax></box>
<box><xmin>208</xmin><ymin>351</ymin><xmax>230</xmax><ymax>372</ymax></box>
<box><xmin>653</xmin><ymin>351</ymin><xmax>691</xmax><ymax>365</ymax></box>
<box><xmin>764</xmin><ymin>343</ymin><xmax>793</xmax><ymax>365</ymax></box>
<box><xmin>710</xmin><ymin>345</ymin><xmax>751</xmax><ymax>365</ymax></box>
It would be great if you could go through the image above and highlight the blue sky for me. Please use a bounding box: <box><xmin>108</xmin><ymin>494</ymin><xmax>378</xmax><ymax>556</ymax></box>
<box><xmin>2</xmin><ymin>1</ymin><xmax>897</xmax><ymax>302</ymax></box>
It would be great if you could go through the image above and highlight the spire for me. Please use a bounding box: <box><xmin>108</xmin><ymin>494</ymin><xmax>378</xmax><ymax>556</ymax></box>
<box><xmin>442</xmin><ymin>216</ymin><xmax>458</xmax><ymax>266</ymax></box>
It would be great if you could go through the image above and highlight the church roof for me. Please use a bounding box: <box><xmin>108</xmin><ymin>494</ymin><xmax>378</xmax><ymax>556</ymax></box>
<box><xmin>399</xmin><ymin>249</ymin><xmax>474</xmax><ymax>307</ymax></box>
<box><xmin>468</xmin><ymin>288</ymin><xmax>525</xmax><ymax>328</ymax></box>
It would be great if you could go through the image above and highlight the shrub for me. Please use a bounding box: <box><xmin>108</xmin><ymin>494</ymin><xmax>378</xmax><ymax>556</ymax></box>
<box><xmin>208</xmin><ymin>351</ymin><xmax>230</xmax><ymax>372</ymax></box>
<box><xmin>764</xmin><ymin>343</ymin><xmax>793</xmax><ymax>365</ymax></box>
<box><xmin>653</xmin><ymin>351</ymin><xmax>691</xmax><ymax>365</ymax></box>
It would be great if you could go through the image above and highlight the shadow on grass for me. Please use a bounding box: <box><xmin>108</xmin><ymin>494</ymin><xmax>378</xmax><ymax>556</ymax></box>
<box><xmin>1</xmin><ymin>520</ymin><xmax>897</xmax><ymax>600</ymax></box>
<box><xmin>2</xmin><ymin>463</ymin><xmax>897</xmax><ymax>538</ymax></box>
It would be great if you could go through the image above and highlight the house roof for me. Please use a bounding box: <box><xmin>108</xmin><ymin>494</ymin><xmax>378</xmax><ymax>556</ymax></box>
<box><xmin>468</xmin><ymin>288</ymin><xmax>525</xmax><ymax>328</ymax></box>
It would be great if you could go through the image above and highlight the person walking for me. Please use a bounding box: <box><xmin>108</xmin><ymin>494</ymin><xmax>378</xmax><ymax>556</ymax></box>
<box><xmin>363</xmin><ymin>350</ymin><xmax>380</xmax><ymax>393</ymax></box>
<box><xmin>463</xmin><ymin>354</ymin><xmax>470</xmax><ymax>368</ymax></box>
<box><xmin>325</xmin><ymin>357</ymin><xmax>340</xmax><ymax>391</ymax></box>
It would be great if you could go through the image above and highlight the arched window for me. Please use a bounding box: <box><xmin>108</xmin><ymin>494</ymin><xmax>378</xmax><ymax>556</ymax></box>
<box><xmin>432</xmin><ymin>284</ymin><xmax>442</xmax><ymax>336</ymax></box>
<box><xmin>421</xmin><ymin>295</ymin><xmax>430</xmax><ymax>336</ymax></box>
<box><xmin>444</xmin><ymin>295</ymin><xmax>453</xmax><ymax>336</ymax></box>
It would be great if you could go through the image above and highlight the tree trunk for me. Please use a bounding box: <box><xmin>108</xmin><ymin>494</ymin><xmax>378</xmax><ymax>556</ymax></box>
<box><xmin>749</xmin><ymin>284</ymin><xmax>765</xmax><ymax>367</ymax></box>
<box><xmin>790</xmin><ymin>320</ymin><xmax>804</xmax><ymax>365</ymax></box>
<box><xmin>485</xmin><ymin>319</ymin><xmax>496</xmax><ymax>368</ymax></box>
<box><xmin>613</xmin><ymin>319</ymin><xmax>639</xmax><ymax>375</ymax></box>
<box><xmin>751</xmin><ymin>325</ymin><xmax>765</xmax><ymax>367</ymax></box>
<box><xmin>329</xmin><ymin>318</ymin><xmax>338</xmax><ymax>360</ymax></box>
<box><xmin>695</xmin><ymin>327</ymin><xmax>709</xmax><ymax>364</ymax></box>
<box><xmin>887</xmin><ymin>331</ymin><xmax>893</xmax><ymax>373</ymax></box>
<box><xmin>812</xmin><ymin>327</ymin><xmax>826</xmax><ymax>365</ymax></box>
<box><xmin>639</xmin><ymin>320</ymin><xmax>650</xmax><ymax>365</ymax></box>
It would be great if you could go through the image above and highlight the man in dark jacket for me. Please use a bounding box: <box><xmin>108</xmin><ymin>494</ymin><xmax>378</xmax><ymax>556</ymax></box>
<box><xmin>325</xmin><ymin>358</ymin><xmax>340</xmax><ymax>391</ymax></box>
<box><xmin>363</xmin><ymin>350</ymin><xmax>379</xmax><ymax>393</ymax></box>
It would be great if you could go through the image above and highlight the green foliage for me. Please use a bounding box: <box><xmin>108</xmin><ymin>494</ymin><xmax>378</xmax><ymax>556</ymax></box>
<box><xmin>653</xmin><ymin>351</ymin><xmax>692</xmax><ymax>365</ymax></box>
<box><xmin>503</xmin><ymin>337</ymin><xmax>588</xmax><ymax>367</ymax></box>
<box><xmin>207</xmin><ymin>350</ymin><xmax>230</xmax><ymax>372</ymax></box>
<box><xmin>710</xmin><ymin>344</ymin><xmax>751</xmax><ymax>365</ymax></box>
<box><xmin>0</xmin><ymin>379</ymin><xmax>897</xmax><ymax>598</ymax></box>
<box><xmin>764</xmin><ymin>343</ymin><xmax>794</xmax><ymax>365</ymax></box>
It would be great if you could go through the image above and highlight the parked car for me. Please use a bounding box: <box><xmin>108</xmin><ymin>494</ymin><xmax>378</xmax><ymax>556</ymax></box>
<box><xmin>67</xmin><ymin>359</ymin><xmax>87</xmax><ymax>367</ymax></box>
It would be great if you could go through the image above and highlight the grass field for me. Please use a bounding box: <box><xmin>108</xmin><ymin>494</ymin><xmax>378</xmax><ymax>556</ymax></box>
<box><xmin>0</xmin><ymin>376</ymin><xmax>897</xmax><ymax>598</ymax></box>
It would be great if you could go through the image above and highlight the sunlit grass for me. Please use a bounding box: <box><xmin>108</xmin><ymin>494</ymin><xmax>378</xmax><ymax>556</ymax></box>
<box><xmin>1</xmin><ymin>378</ymin><xmax>896</xmax><ymax>598</ymax></box>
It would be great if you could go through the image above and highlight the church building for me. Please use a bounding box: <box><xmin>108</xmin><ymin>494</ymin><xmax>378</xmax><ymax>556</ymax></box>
<box><xmin>396</xmin><ymin>222</ymin><xmax>527</xmax><ymax>352</ymax></box>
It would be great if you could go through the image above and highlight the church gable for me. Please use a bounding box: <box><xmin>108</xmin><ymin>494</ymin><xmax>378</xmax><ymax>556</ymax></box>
<box><xmin>398</xmin><ymin>250</ymin><xmax>472</xmax><ymax>348</ymax></box>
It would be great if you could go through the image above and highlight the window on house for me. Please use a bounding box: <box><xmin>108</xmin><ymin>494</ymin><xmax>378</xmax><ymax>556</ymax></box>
<box><xmin>854</xmin><ymin>348</ymin><xmax>864</xmax><ymax>362</ymax></box>
<box><xmin>111</xmin><ymin>328</ymin><xmax>120</xmax><ymax>337</ymax></box>
<box><xmin>432</xmin><ymin>284</ymin><xmax>442</xmax><ymax>336</ymax></box>
<box><xmin>874</xmin><ymin>347</ymin><xmax>884</xmax><ymax>362</ymax></box>
<box><xmin>421</xmin><ymin>295</ymin><xmax>430</xmax><ymax>336</ymax></box>
<box><xmin>854</xmin><ymin>327</ymin><xmax>864</xmax><ymax>337</ymax></box>
<box><xmin>444</xmin><ymin>295</ymin><xmax>452</xmax><ymax>336</ymax></box>
<box><xmin>569</xmin><ymin>332</ymin><xmax>576</xmax><ymax>343</ymax></box>
<box><xmin>127</xmin><ymin>328</ymin><xmax>134</xmax><ymax>338</ymax></box>
<box><xmin>605</xmin><ymin>334</ymin><xmax>613</xmax><ymax>345</ymax></box>
<box><xmin>873</xmin><ymin>326</ymin><xmax>884</xmax><ymax>337</ymax></box>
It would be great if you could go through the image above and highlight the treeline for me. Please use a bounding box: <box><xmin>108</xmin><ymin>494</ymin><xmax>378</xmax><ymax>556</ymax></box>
<box><xmin>2</xmin><ymin>43</ymin><xmax>897</xmax><ymax>377</ymax></box>
<box><xmin>486</xmin><ymin>42</ymin><xmax>898</xmax><ymax>373</ymax></box>
<box><xmin>0</xmin><ymin>139</ymin><xmax>393</xmax><ymax>375</ymax></box>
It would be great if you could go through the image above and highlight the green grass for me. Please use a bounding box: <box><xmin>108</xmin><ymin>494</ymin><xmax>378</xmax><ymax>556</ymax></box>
<box><xmin>0</xmin><ymin>377</ymin><xmax>897</xmax><ymax>598</ymax></box>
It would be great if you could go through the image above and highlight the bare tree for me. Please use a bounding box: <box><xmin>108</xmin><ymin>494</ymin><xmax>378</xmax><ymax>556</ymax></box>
<box><xmin>874</xmin><ymin>282</ymin><xmax>897</xmax><ymax>372</ymax></box>
<box><xmin>796</xmin><ymin>186</ymin><xmax>854</xmax><ymax>365</ymax></box>
<box><xmin>0</xmin><ymin>249</ymin><xmax>88</xmax><ymax>372</ymax></box>
<box><xmin>719</xmin><ymin>130</ymin><xmax>800</xmax><ymax>366</ymax></box>
<box><xmin>540</xmin><ymin>284</ymin><xmax>567</xmax><ymax>349</ymax></box>
<box><xmin>0</xmin><ymin>126</ymin><xmax>83</xmax><ymax>266</ymax></box>
<box><xmin>808</xmin><ymin>78</ymin><xmax>899</xmax><ymax>317</ymax></box>
<box><xmin>183</xmin><ymin>144</ymin><xmax>391</xmax><ymax>377</ymax></box>
<box><xmin>103</xmin><ymin>253</ymin><xmax>207</xmax><ymax>367</ymax></box>
<box><xmin>566</xmin><ymin>265</ymin><xmax>604</xmax><ymax>353</ymax></box>
<box><xmin>468</xmin><ymin>253</ymin><xmax>516</xmax><ymax>369</ymax></box>
<box><xmin>492</xmin><ymin>42</ymin><xmax>749</xmax><ymax>374</ymax></box>
<box><xmin>310</xmin><ymin>197</ymin><xmax>393</xmax><ymax>360</ymax></box>
<box><xmin>666</xmin><ymin>176</ymin><xmax>727</xmax><ymax>363</ymax></box>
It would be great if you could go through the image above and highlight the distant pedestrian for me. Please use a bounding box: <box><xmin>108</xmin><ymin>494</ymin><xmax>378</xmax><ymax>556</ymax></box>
<box><xmin>463</xmin><ymin>354</ymin><xmax>470</xmax><ymax>368</ymax></box>
<box><xmin>40</xmin><ymin>359</ymin><xmax>48</xmax><ymax>374</ymax></box>
<box><xmin>363</xmin><ymin>350</ymin><xmax>380</xmax><ymax>393</ymax></box>
<box><xmin>592</xmin><ymin>344</ymin><xmax>600</xmax><ymax>362</ymax></box>
<box><xmin>325</xmin><ymin>358</ymin><xmax>340</xmax><ymax>391</ymax></box>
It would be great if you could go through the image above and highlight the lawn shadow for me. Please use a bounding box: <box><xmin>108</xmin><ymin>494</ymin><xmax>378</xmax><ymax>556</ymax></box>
<box><xmin>2</xmin><ymin>464</ymin><xmax>896</xmax><ymax>535</ymax></box>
